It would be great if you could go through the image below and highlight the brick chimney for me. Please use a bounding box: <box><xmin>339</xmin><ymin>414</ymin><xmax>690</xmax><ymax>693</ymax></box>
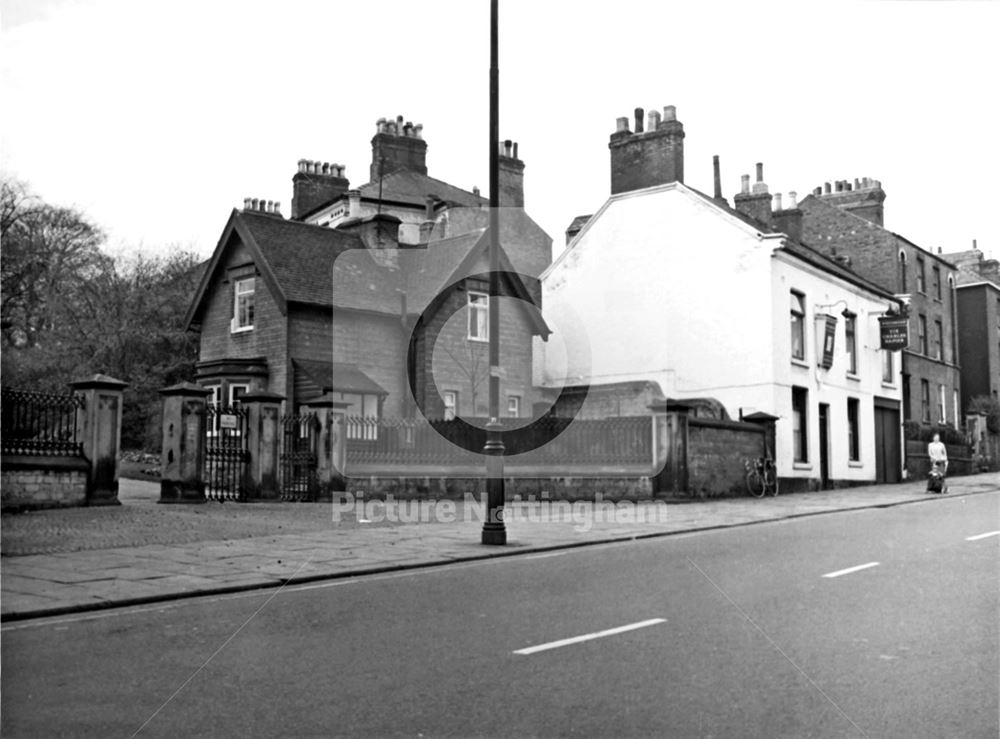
<box><xmin>771</xmin><ymin>190</ymin><xmax>803</xmax><ymax>242</ymax></box>
<box><xmin>609</xmin><ymin>104</ymin><xmax>685</xmax><ymax>194</ymax></box>
<box><xmin>498</xmin><ymin>139</ymin><xmax>524</xmax><ymax>207</ymax></box>
<box><xmin>242</xmin><ymin>197</ymin><xmax>284</xmax><ymax>218</ymax></box>
<box><xmin>733</xmin><ymin>162</ymin><xmax>772</xmax><ymax>226</ymax></box>
<box><xmin>291</xmin><ymin>160</ymin><xmax>349</xmax><ymax>220</ymax></box>
<box><xmin>370</xmin><ymin>115</ymin><xmax>427</xmax><ymax>182</ymax></box>
<box><xmin>813</xmin><ymin>177</ymin><xmax>886</xmax><ymax>226</ymax></box>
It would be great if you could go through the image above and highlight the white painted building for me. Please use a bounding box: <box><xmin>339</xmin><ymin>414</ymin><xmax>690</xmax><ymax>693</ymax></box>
<box><xmin>536</xmin><ymin>106</ymin><xmax>904</xmax><ymax>488</ymax></box>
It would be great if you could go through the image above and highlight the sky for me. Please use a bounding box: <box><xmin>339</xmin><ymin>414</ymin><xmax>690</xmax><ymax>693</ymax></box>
<box><xmin>2</xmin><ymin>0</ymin><xmax>998</xmax><ymax>263</ymax></box>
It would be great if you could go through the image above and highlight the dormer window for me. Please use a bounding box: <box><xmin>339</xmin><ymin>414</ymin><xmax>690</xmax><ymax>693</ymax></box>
<box><xmin>232</xmin><ymin>278</ymin><xmax>255</xmax><ymax>332</ymax></box>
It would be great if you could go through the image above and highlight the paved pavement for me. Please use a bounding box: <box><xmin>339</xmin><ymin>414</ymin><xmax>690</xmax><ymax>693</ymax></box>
<box><xmin>2</xmin><ymin>473</ymin><xmax>998</xmax><ymax>620</ymax></box>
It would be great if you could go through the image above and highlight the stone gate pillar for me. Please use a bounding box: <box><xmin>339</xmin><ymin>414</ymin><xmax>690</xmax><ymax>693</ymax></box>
<box><xmin>69</xmin><ymin>374</ymin><xmax>128</xmax><ymax>506</ymax></box>
<box><xmin>304</xmin><ymin>393</ymin><xmax>351</xmax><ymax>501</ymax></box>
<box><xmin>159</xmin><ymin>382</ymin><xmax>212</xmax><ymax>504</ymax></box>
<box><xmin>242</xmin><ymin>391</ymin><xmax>284</xmax><ymax>500</ymax></box>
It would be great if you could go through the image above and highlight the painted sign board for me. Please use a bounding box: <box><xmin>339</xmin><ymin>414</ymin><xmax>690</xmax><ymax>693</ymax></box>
<box><xmin>879</xmin><ymin>316</ymin><xmax>909</xmax><ymax>350</ymax></box>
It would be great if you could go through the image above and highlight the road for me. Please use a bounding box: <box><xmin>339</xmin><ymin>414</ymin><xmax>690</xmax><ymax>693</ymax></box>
<box><xmin>3</xmin><ymin>492</ymin><xmax>997</xmax><ymax>738</ymax></box>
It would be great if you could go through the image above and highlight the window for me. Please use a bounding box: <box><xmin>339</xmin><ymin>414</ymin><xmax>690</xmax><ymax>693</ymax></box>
<box><xmin>938</xmin><ymin>384</ymin><xmax>946</xmax><ymax>423</ymax></box>
<box><xmin>920</xmin><ymin>379</ymin><xmax>931</xmax><ymax>423</ymax></box>
<box><xmin>790</xmin><ymin>291</ymin><xmax>805</xmax><ymax>360</ymax></box>
<box><xmin>953</xmin><ymin>390</ymin><xmax>959</xmax><ymax>427</ymax></box>
<box><xmin>916</xmin><ymin>256</ymin><xmax>926</xmax><ymax>294</ymax></box>
<box><xmin>468</xmin><ymin>292</ymin><xmax>488</xmax><ymax>341</ymax></box>
<box><xmin>229</xmin><ymin>383</ymin><xmax>249</xmax><ymax>407</ymax></box>
<box><xmin>232</xmin><ymin>278</ymin><xmax>255</xmax><ymax>331</ymax></box>
<box><xmin>443</xmin><ymin>391</ymin><xmax>457</xmax><ymax>421</ymax></box>
<box><xmin>881</xmin><ymin>350</ymin><xmax>894</xmax><ymax>383</ymax></box>
<box><xmin>205</xmin><ymin>384</ymin><xmax>221</xmax><ymax>408</ymax></box>
<box><xmin>792</xmin><ymin>386</ymin><xmax>808</xmax><ymax>463</ymax></box>
<box><xmin>933</xmin><ymin>319</ymin><xmax>943</xmax><ymax>361</ymax></box>
<box><xmin>932</xmin><ymin>266</ymin><xmax>941</xmax><ymax>300</ymax></box>
<box><xmin>507</xmin><ymin>395</ymin><xmax>520</xmax><ymax>418</ymax></box>
<box><xmin>918</xmin><ymin>314</ymin><xmax>928</xmax><ymax>355</ymax></box>
<box><xmin>847</xmin><ymin>398</ymin><xmax>860</xmax><ymax>462</ymax></box>
<box><xmin>899</xmin><ymin>252</ymin><xmax>907</xmax><ymax>293</ymax></box>
<box><xmin>844</xmin><ymin>312</ymin><xmax>857</xmax><ymax>374</ymax></box>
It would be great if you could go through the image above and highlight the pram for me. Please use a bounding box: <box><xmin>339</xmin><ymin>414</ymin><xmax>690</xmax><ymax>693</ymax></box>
<box><xmin>927</xmin><ymin>460</ymin><xmax>948</xmax><ymax>494</ymax></box>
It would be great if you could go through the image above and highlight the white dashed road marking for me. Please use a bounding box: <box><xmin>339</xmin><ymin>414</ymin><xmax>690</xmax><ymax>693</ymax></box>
<box><xmin>513</xmin><ymin>618</ymin><xmax>666</xmax><ymax>655</ymax></box>
<box><xmin>822</xmin><ymin>562</ymin><xmax>880</xmax><ymax>579</ymax></box>
<box><xmin>965</xmin><ymin>530</ymin><xmax>1000</xmax><ymax>541</ymax></box>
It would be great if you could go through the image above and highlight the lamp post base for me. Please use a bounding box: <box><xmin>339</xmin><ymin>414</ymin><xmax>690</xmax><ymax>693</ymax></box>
<box><xmin>481</xmin><ymin>521</ymin><xmax>507</xmax><ymax>545</ymax></box>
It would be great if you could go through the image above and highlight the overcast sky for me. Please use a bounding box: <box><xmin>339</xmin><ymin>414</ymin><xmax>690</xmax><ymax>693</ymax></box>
<box><xmin>2</xmin><ymin>0</ymin><xmax>998</xmax><ymax>263</ymax></box>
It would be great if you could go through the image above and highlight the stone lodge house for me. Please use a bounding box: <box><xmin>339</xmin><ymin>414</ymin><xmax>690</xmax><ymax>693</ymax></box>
<box><xmin>184</xmin><ymin>117</ymin><xmax>552</xmax><ymax>422</ymax></box>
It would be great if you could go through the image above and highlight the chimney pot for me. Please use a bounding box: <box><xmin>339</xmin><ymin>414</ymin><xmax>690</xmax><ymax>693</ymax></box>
<box><xmin>824</xmin><ymin>182</ymin><xmax>832</xmax><ymax>194</ymax></box>
<box><xmin>755</xmin><ymin>163</ymin><xmax>764</xmax><ymax>183</ymax></box>
<box><xmin>773</xmin><ymin>193</ymin><xmax>783</xmax><ymax>211</ymax></box>
<box><xmin>741</xmin><ymin>174</ymin><xmax>750</xmax><ymax>194</ymax></box>
<box><xmin>473</xmin><ymin>185</ymin><xmax>480</xmax><ymax>196</ymax></box>
<box><xmin>376</xmin><ymin>117</ymin><xmax>386</xmax><ymax>133</ymax></box>
<box><xmin>321</xmin><ymin>163</ymin><xmax>330</xmax><ymax>175</ymax></box>
<box><xmin>973</xmin><ymin>238</ymin><xmax>978</xmax><ymax>250</ymax></box>
<box><xmin>414</xmin><ymin>123</ymin><xmax>423</xmax><ymax>139</ymax></box>
<box><xmin>814</xmin><ymin>187</ymin><xmax>822</xmax><ymax>196</ymax></box>
<box><xmin>634</xmin><ymin>107</ymin><xmax>644</xmax><ymax>133</ymax></box>
<box><xmin>855</xmin><ymin>178</ymin><xmax>861</xmax><ymax>190</ymax></box>
<box><xmin>243</xmin><ymin>197</ymin><xmax>252</xmax><ymax>209</ymax></box>
<box><xmin>503</xmin><ymin>139</ymin><xmax>513</xmax><ymax>157</ymax></box>
<box><xmin>712</xmin><ymin>155</ymin><xmax>722</xmax><ymax>200</ymax></box>
<box><xmin>662</xmin><ymin>105</ymin><xmax>677</xmax><ymax>122</ymax></box>
<box><xmin>297</xmin><ymin>159</ymin><xmax>307</xmax><ymax>173</ymax></box>
<box><xmin>274</xmin><ymin>201</ymin><xmax>280</xmax><ymax>215</ymax></box>
<box><xmin>789</xmin><ymin>191</ymin><xmax>797</xmax><ymax>208</ymax></box>
<box><xmin>403</xmin><ymin>122</ymin><xmax>412</xmax><ymax>137</ymax></box>
<box><xmin>251</xmin><ymin>198</ymin><xmax>259</xmax><ymax>210</ymax></box>
<box><xmin>846</xmin><ymin>182</ymin><xmax>853</xmax><ymax>191</ymax></box>
<box><xmin>512</xmin><ymin>142</ymin><xmax>518</xmax><ymax>159</ymax></box>
<box><xmin>615</xmin><ymin>116</ymin><xmax>630</xmax><ymax>133</ymax></box>
<box><xmin>647</xmin><ymin>109</ymin><xmax>661</xmax><ymax>131</ymax></box>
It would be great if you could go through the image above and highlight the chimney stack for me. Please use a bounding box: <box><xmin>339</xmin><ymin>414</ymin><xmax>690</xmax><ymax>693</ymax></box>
<box><xmin>291</xmin><ymin>159</ymin><xmax>349</xmax><ymax>220</ymax></box>
<box><xmin>609</xmin><ymin>103</ymin><xmax>685</xmax><ymax>194</ymax></box>
<box><xmin>370</xmin><ymin>114</ymin><xmax>428</xmax><ymax>181</ymax></box>
<box><xmin>813</xmin><ymin>176</ymin><xmax>886</xmax><ymax>226</ymax></box>
<box><xmin>498</xmin><ymin>138</ymin><xmax>525</xmax><ymax>208</ymax></box>
<box><xmin>733</xmin><ymin>163</ymin><xmax>772</xmax><ymax>226</ymax></box>
<box><xmin>771</xmin><ymin>191</ymin><xmax>803</xmax><ymax>242</ymax></box>
<box><xmin>243</xmin><ymin>197</ymin><xmax>283</xmax><ymax>218</ymax></box>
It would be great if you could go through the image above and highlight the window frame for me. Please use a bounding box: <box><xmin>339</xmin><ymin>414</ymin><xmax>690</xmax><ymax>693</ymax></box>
<box><xmin>790</xmin><ymin>291</ymin><xmax>806</xmax><ymax>361</ymax></box>
<box><xmin>847</xmin><ymin>397</ymin><xmax>860</xmax><ymax>462</ymax></box>
<box><xmin>232</xmin><ymin>277</ymin><xmax>255</xmax><ymax>332</ymax></box>
<box><xmin>467</xmin><ymin>291</ymin><xmax>489</xmax><ymax>342</ymax></box>
<box><xmin>228</xmin><ymin>383</ymin><xmax>249</xmax><ymax>407</ymax></box>
<box><xmin>506</xmin><ymin>395</ymin><xmax>521</xmax><ymax>418</ymax></box>
<box><xmin>844</xmin><ymin>312</ymin><xmax>857</xmax><ymax>375</ymax></box>
<box><xmin>933</xmin><ymin>318</ymin><xmax>943</xmax><ymax>361</ymax></box>
<box><xmin>920</xmin><ymin>379</ymin><xmax>931</xmax><ymax>423</ymax></box>
<box><xmin>932</xmin><ymin>266</ymin><xmax>941</xmax><ymax>300</ymax></box>
<box><xmin>443</xmin><ymin>390</ymin><xmax>458</xmax><ymax>421</ymax></box>
<box><xmin>791</xmin><ymin>386</ymin><xmax>809</xmax><ymax>463</ymax></box>
<box><xmin>916</xmin><ymin>256</ymin><xmax>926</xmax><ymax>294</ymax></box>
<box><xmin>918</xmin><ymin>314</ymin><xmax>928</xmax><ymax>355</ymax></box>
<box><xmin>937</xmin><ymin>384</ymin><xmax>947</xmax><ymax>423</ymax></box>
<box><xmin>881</xmin><ymin>350</ymin><xmax>894</xmax><ymax>384</ymax></box>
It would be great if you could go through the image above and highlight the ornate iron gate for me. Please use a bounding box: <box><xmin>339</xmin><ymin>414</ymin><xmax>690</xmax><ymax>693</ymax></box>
<box><xmin>280</xmin><ymin>412</ymin><xmax>319</xmax><ymax>501</ymax></box>
<box><xmin>204</xmin><ymin>405</ymin><xmax>249</xmax><ymax>501</ymax></box>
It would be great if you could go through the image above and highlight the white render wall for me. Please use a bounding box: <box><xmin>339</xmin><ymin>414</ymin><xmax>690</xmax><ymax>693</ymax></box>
<box><xmin>538</xmin><ymin>182</ymin><xmax>902</xmax><ymax>483</ymax></box>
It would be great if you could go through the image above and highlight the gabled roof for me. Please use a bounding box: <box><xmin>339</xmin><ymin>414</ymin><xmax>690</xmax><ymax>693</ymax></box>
<box><xmin>186</xmin><ymin>209</ymin><xmax>550</xmax><ymax>338</ymax></box>
<box><xmin>292</xmin><ymin>358</ymin><xmax>388</xmax><ymax>396</ymax></box>
<box><xmin>548</xmin><ymin>181</ymin><xmax>898</xmax><ymax>303</ymax></box>
<box><xmin>185</xmin><ymin>210</ymin><xmax>364</xmax><ymax>329</ymax></box>
<box><xmin>357</xmin><ymin>170</ymin><xmax>487</xmax><ymax>209</ymax></box>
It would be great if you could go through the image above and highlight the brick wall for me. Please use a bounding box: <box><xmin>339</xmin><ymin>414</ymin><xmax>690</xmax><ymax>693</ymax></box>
<box><xmin>417</xmin><ymin>279</ymin><xmax>539</xmax><ymax>419</ymax></box>
<box><xmin>1</xmin><ymin>458</ymin><xmax>89</xmax><ymax>511</ymax></box>
<box><xmin>197</xmin><ymin>240</ymin><xmax>289</xmax><ymax>400</ymax></box>
<box><xmin>686</xmin><ymin>418</ymin><xmax>766</xmax><ymax>498</ymax></box>
<box><xmin>331</xmin><ymin>309</ymin><xmax>408</xmax><ymax>416</ymax></box>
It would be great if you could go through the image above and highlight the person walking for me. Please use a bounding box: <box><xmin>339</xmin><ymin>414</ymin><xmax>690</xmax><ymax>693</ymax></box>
<box><xmin>927</xmin><ymin>433</ymin><xmax>948</xmax><ymax>493</ymax></box>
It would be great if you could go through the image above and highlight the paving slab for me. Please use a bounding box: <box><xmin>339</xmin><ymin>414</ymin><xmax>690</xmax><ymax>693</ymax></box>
<box><xmin>2</xmin><ymin>474</ymin><xmax>998</xmax><ymax>620</ymax></box>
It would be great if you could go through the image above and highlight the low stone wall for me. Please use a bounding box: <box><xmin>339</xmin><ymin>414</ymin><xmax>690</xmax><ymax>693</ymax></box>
<box><xmin>1</xmin><ymin>456</ymin><xmax>90</xmax><ymax>511</ymax></box>
<box><xmin>904</xmin><ymin>441</ymin><xmax>974</xmax><ymax>479</ymax></box>
<box><xmin>343</xmin><ymin>475</ymin><xmax>654</xmax><ymax>502</ymax></box>
<box><xmin>685</xmin><ymin>418</ymin><xmax>766</xmax><ymax>498</ymax></box>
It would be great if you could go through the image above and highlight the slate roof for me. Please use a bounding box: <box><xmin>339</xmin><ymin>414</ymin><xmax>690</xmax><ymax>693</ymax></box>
<box><xmin>292</xmin><ymin>358</ymin><xmax>388</xmax><ymax>395</ymax></box>
<box><xmin>357</xmin><ymin>170</ymin><xmax>487</xmax><ymax>208</ymax></box>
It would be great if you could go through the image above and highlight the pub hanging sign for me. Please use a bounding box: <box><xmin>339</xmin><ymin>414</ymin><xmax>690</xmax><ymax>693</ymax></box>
<box><xmin>879</xmin><ymin>315</ymin><xmax>909</xmax><ymax>350</ymax></box>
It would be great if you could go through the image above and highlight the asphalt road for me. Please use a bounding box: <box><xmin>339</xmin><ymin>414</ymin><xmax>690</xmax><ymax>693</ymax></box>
<box><xmin>3</xmin><ymin>492</ymin><xmax>997</xmax><ymax>738</ymax></box>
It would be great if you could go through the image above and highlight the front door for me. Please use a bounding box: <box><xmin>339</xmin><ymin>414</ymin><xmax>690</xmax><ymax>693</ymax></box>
<box><xmin>818</xmin><ymin>403</ymin><xmax>830</xmax><ymax>489</ymax></box>
<box><xmin>874</xmin><ymin>400</ymin><xmax>902</xmax><ymax>483</ymax></box>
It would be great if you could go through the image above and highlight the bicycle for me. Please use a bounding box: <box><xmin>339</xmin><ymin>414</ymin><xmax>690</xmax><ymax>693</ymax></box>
<box><xmin>745</xmin><ymin>456</ymin><xmax>778</xmax><ymax>497</ymax></box>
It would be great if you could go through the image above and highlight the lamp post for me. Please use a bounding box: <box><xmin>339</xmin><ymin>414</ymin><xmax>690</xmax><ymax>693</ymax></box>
<box><xmin>481</xmin><ymin>0</ymin><xmax>507</xmax><ymax>545</ymax></box>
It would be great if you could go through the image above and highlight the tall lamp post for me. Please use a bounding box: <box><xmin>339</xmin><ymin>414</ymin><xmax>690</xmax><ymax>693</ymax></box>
<box><xmin>481</xmin><ymin>0</ymin><xmax>506</xmax><ymax>545</ymax></box>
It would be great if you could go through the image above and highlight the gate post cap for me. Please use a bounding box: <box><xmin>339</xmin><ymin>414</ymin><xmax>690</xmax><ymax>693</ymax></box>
<box><xmin>160</xmin><ymin>382</ymin><xmax>213</xmax><ymax>397</ymax></box>
<box><xmin>70</xmin><ymin>374</ymin><xmax>129</xmax><ymax>391</ymax></box>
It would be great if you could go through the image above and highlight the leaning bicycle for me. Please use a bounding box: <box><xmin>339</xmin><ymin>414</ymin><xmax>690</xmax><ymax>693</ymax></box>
<box><xmin>745</xmin><ymin>456</ymin><xmax>778</xmax><ymax>497</ymax></box>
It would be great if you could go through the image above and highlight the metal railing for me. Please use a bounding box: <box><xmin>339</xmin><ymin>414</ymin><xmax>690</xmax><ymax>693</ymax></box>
<box><xmin>280</xmin><ymin>412</ymin><xmax>319</xmax><ymax>501</ymax></box>
<box><xmin>345</xmin><ymin>415</ymin><xmax>652</xmax><ymax>468</ymax></box>
<box><xmin>1</xmin><ymin>387</ymin><xmax>86</xmax><ymax>457</ymax></box>
<box><xmin>204</xmin><ymin>405</ymin><xmax>249</xmax><ymax>501</ymax></box>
